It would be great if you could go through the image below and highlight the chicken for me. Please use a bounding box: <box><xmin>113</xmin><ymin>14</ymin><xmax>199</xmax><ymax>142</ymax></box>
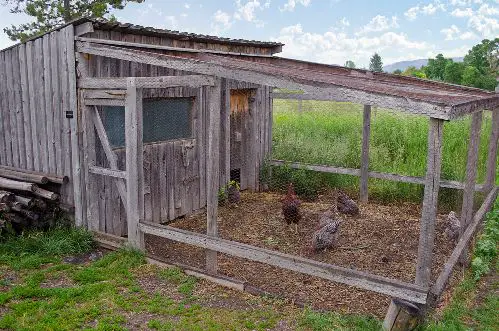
<box><xmin>312</xmin><ymin>211</ymin><xmax>341</xmax><ymax>252</ymax></box>
<box><xmin>281</xmin><ymin>183</ymin><xmax>301</xmax><ymax>232</ymax></box>
<box><xmin>444</xmin><ymin>211</ymin><xmax>461</xmax><ymax>243</ymax></box>
<box><xmin>227</xmin><ymin>185</ymin><xmax>241</xmax><ymax>204</ymax></box>
<box><xmin>337</xmin><ymin>191</ymin><xmax>359</xmax><ymax>216</ymax></box>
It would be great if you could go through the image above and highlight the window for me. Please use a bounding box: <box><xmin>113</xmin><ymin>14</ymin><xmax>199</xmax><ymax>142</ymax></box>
<box><xmin>101</xmin><ymin>98</ymin><xmax>194</xmax><ymax>148</ymax></box>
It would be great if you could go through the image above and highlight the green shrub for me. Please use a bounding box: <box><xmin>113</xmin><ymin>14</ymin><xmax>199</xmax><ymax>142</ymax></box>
<box><xmin>471</xmin><ymin>199</ymin><xmax>499</xmax><ymax>280</ymax></box>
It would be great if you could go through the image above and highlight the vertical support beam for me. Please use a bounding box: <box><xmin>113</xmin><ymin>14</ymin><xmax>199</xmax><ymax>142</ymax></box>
<box><xmin>459</xmin><ymin>111</ymin><xmax>483</xmax><ymax>262</ymax></box>
<box><xmin>206</xmin><ymin>78</ymin><xmax>221</xmax><ymax>273</ymax></box>
<box><xmin>484</xmin><ymin>108</ymin><xmax>498</xmax><ymax>194</ymax></box>
<box><xmin>81</xmin><ymin>100</ymin><xmax>98</xmax><ymax>231</ymax></box>
<box><xmin>219</xmin><ymin>78</ymin><xmax>230</xmax><ymax>188</ymax></box>
<box><xmin>125</xmin><ymin>78</ymin><xmax>144</xmax><ymax>249</ymax></box>
<box><xmin>246</xmin><ymin>90</ymin><xmax>258</xmax><ymax>191</ymax></box>
<box><xmin>360</xmin><ymin>105</ymin><xmax>371</xmax><ymax>203</ymax></box>
<box><xmin>415</xmin><ymin>118</ymin><xmax>444</xmax><ymax>286</ymax></box>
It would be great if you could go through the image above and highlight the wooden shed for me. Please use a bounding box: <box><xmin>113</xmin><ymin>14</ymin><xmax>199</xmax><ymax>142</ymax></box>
<box><xmin>0</xmin><ymin>18</ymin><xmax>498</xmax><ymax>327</ymax></box>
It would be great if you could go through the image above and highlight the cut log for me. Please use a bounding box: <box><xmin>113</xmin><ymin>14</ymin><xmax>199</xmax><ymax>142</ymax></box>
<box><xmin>0</xmin><ymin>165</ymin><xmax>69</xmax><ymax>184</ymax></box>
<box><xmin>32</xmin><ymin>186</ymin><xmax>59</xmax><ymax>201</ymax></box>
<box><xmin>10</xmin><ymin>202</ymin><xmax>39</xmax><ymax>221</ymax></box>
<box><xmin>14</xmin><ymin>195</ymin><xmax>35</xmax><ymax>208</ymax></box>
<box><xmin>0</xmin><ymin>168</ymin><xmax>49</xmax><ymax>184</ymax></box>
<box><xmin>33</xmin><ymin>198</ymin><xmax>48</xmax><ymax>210</ymax></box>
<box><xmin>0</xmin><ymin>177</ymin><xmax>35</xmax><ymax>192</ymax></box>
<box><xmin>0</xmin><ymin>191</ymin><xmax>16</xmax><ymax>203</ymax></box>
<box><xmin>3</xmin><ymin>213</ymin><xmax>28</xmax><ymax>225</ymax></box>
<box><xmin>383</xmin><ymin>299</ymin><xmax>421</xmax><ymax>331</ymax></box>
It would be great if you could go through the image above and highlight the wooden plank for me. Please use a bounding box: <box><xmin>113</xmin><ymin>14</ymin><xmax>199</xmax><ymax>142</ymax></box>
<box><xmin>219</xmin><ymin>78</ymin><xmax>230</xmax><ymax>188</ymax></box>
<box><xmin>18</xmin><ymin>44</ymin><xmax>33</xmax><ymax>170</ymax></box>
<box><xmin>459</xmin><ymin>111</ymin><xmax>483</xmax><ymax>262</ymax></box>
<box><xmin>12</xmin><ymin>47</ymin><xmax>26</xmax><ymax>169</ymax></box>
<box><xmin>91</xmin><ymin>106</ymin><xmax>127</xmax><ymax>205</ymax></box>
<box><xmin>25</xmin><ymin>41</ymin><xmax>39</xmax><ymax>172</ymax></box>
<box><xmin>270</xmin><ymin>160</ymin><xmax>361</xmax><ymax>176</ymax></box>
<box><xmin>50</xmin><ymin>32</ymin><xmax>63</xmax><ymax>175</ymax></box>
<box><xmin>76</xmin><ymin>37</ymin><xmax>275</xmax><ymax>58</ymax></box>
<box><xmin>167</xmin><ymin>142</ymin><xmax>175</xmax><ymax>220</ymax></box>
<box><xmin>431</xmin><ymin>186</ymin><xmax>499</xmax><ymax>297</ymax></box>
<box><xmin>84</xmin><ymin>89</ymin><xmax>126</xmax><ymax>99</ymax></box>
<box><xmin>35</xmin><ymin>38</ymin><xmax>49</xmax><ymax>173</ymax></box>
<box><xmin>360</xmin><ymin>105</ymin><xmax>371</xmax><ymax>202</ymax></box>
<box><xmin>206</xmin><ymin>78</ymin><xmax>221</xmax><ymax>273</ymax></box>
<box><xmin>138</xmin><ymin>221</ymin><xmax>428</xmax><ymax>303</ymax></box>
<box><xmin>5</xmin><ymin>50</ymin><xmax>20</xmax><ymax>168</ymax></box>
<box><xmin>79</xmin><ymin>75</ymin><xmax>215</xmax><ymax>89</ymax></box>
<box><xmin>158</xmin><ymin>144</ymin><xmax>168</xmax><ymax>221</ymax></box>
<box><xmin>198</xmin><ymin>87</ymin><xmax>206</xmax><ymax>209</ymax></box>
<box><xmin>84</xmin><ymin>98</ymin><xmax>126</xmax><ymax>106</ymax></box>
<box><xmin>43</xmin><ymin>35</ymin><xmax>56</xmax><ymax>173</ymax></box>
<box><xmin>0</xmin><ymin>49</ymin><xmax>10</xmax><ymax>166</ymax></box>
<box><xmin>89</xmin><ymin>165</ymin><xmax>127</xmax><ymax>179</ymax></box>
<box><xmin>74</xmin><ymin>22</ymin><xmax>94</xmax><ymax>37</ymax></box>
<box><xmin>143</xmin><ymin>144</ymin><xmax>152</xmax><ymax>222</ymax></box>
<box><xmin>151</xmin><ymin>144</ymin><xmax>161</xmax><ymax>223</ymax></box>
<box><xmin>76</xmin><ymin>42</ymin><xmax>454</xmax><ymax>120</ymax></box>
<box><xmin>484</xmin><ymin>108</ymin><xmax>499</xmax><ymax>194</ymax></box>
<box><xmin>125</xmin><ymin>78</ymin><xmax>144</xmax><ymax>249</ymax></box>
<box><xmin>415</xmin><ymin>118</ymin><xmax>444</xmax><ymax>286</ymax></box>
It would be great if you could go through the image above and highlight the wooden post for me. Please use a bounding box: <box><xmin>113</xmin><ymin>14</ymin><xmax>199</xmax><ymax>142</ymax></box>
<box><xmin>360</xmin><ymin>105</ymin><xmax>371</xmax><ymax>203</ymax></box>
<box><xmin>459</xmin><ymin>111</ymin><xmax>483</xmax><ymax>262</ymax></box>
<box><xmin>383</xmin><ymin>299</ymin><xmax>420</xmax><ymax>331</ymax></box>
<box><xmin>219</xmin><ymin>78</ymin><xmax>230</xmax><ymax>188</ymax></box>
<box><xmin>415</xmin><ymin>118</ymin><xmax>444</xmax><ymax>286</ymax></box>
<box><xmin>81</xmin><ymin>99</ymin><xmax>98</xmax><ymax>231</ymax></box>
<box><xmin>125</xmin><ymin>78</ymin><xmax>144</xmax><ymax>249</ymax></box>
<box><xmin>484</xmin><ymin>108</ymin><xmax>498</xmax><ymax>194</ymax></box>
<box><xmin>206</xmin><ymin>78</ymin><xmax>221</xmax><ymax>273</ymax></box>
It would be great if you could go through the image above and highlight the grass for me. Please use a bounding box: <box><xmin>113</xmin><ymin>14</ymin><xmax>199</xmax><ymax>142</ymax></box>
<box><xmin>271</xmin><ymin>100</ymin><xmax>497</xmax><ymax>205</ymax></box>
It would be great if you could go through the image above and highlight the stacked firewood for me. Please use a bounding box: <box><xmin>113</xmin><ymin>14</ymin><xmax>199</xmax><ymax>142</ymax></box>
<box><xmin>0</xmin><ymin>165</ymin><xmax>68</xmax><ymax>232</ymax></box>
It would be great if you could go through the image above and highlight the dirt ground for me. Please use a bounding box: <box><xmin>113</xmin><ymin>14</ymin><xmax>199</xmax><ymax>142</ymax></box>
<box><xmin>145</xmin><ymin>191</ymin><xmax>458</xmax><ymax>318</ymax></box>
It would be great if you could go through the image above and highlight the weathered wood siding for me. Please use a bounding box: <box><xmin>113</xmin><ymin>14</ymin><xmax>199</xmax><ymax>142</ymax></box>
<box><xmin>0</xmin><ymin>26</ymin><xmax>76</xmax><ymax>206</ymax></box>
<box><xmin>85</xmin><ymin>30</ymin><xmax>273</xmax><ymax>236</ymax></box>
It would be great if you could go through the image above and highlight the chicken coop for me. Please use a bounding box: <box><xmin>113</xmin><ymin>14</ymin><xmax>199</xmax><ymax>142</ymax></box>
<box><xmin>0</xmin><ymin>17</ymin><xmax>498</xmax><ymax>327</ymax></box>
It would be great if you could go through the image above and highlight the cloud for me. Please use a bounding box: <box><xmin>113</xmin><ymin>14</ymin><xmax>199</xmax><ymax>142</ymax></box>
<box><xmin>212</xmin><ymin>10</ymin><xmax>233</xmax><ymax>33</ymax></box>
<box><xmin>356</xmin><ymin>15</ymin><xmax>399</xmax><ymax>35</ymax></box>
<box><xmin>468</xmin><ymin>14</ymin><xmax>499</xmax><ymax>38</ymax></box>
<box><xmin>234</xmin><ymin>0</ymin><xmax>263</xmax><ymax>21</ymax></box>
<box><xmin>477</xmin><ymin>3</ymin><xmax>499</xmax><ymax>16</ymax></box>
<box><xmin>280</xmin><ymin>0</ymin><xmax>311</xmax><ymax>12</ymax></box>
<box><xmin>271</xmin><ymin>24</ymin><xmax>429</xmax><ymax>67</ymax></box>
<box><xmin>451</xmin><ymin>7</ymin><xmax>474</xmax><ymax>17</ymax></box>
<box><xmin>210</xmin><ymin>1</ymin><xmax>271</xmax><ymax>33</ymax></box>
<box><xmin>404</xmin><ymin>1</ymin><xmax>446</xmax><ymax>20</ymax></box>
<box><xmin>441</xmin><ymin>25</ymin><xmax>460</xmax><ymax>40</ymax></box>
<box><xmin>184</xmin><ymin>3</ymin><xmax>190</xmax><ymax>9</ymax></box>
<box><xmin>449</xmin><ymin>0</ymin><xmax>483</xmax><ymax>6</ymax></box>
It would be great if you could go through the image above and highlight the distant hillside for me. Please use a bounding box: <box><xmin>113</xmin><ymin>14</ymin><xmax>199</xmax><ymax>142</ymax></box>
<box><xmin>383</xmin><ymin>57</ymin><xmax>464</xmax><ymax>73</ymax></box>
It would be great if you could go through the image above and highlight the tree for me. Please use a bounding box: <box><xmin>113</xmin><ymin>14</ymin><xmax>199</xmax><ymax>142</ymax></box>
<box><xmin>2</xmin><ymin>0</ymin><xmax>145</xmax><ymax>41</ymax></box>
<box><xmin>443</xmin><ymin>62</ymin><xmax>465</xmax><ymax>85</ymax></box>
<box><xmin>401</xmin><ymin>66</ymin><xmax>426</xmax><ymax>78</ymax></box>
<box><xmin>461</xmin><ymin>65</ymin><xmax>480</xmax><ymax>87</ymax></box>
<box><xmin>424</xmin><ymin>54</ymin><xmax>452</xmax><ymax>81</ymax></box>
<box><xmin>464</xmin><ymin>38</ymin><xmax>499</xmax><ymax>76</ymax></box>
<box><xmin>369</xmin><ymin>53</ymin><xmax>383</xmax><ymax>72</ymax></box>
<box><xmin>392</xmin><ymin>69</ymin><xmax>402</xmax><ymax>75</ymax></box>
<box><xmin>344</xmin><ymin>60</ymin><xmax>356</xmax><ymax>69</ymax></box>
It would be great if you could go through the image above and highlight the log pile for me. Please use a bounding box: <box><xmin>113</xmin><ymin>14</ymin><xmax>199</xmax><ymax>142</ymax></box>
<box><xmin>0</xmin><ymin>166</ymin><xmax>68</xmax><ymax>233</ymax></box>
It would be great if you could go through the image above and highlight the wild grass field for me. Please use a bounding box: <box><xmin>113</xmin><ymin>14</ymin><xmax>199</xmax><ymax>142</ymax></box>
<box><xmin>271</xmin><ymin>100</ymin><xmax>496</xmax><ymax>205</ymax></box>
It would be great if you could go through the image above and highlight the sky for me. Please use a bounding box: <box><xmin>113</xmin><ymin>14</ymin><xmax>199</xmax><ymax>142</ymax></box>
<box><xmin>0</xmin><ymin>0</ymin><xmax>498</xmax><ymax>68</ymax></box>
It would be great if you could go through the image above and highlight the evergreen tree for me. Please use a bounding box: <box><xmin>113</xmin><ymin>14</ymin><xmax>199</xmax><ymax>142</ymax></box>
<box><xmin>344</xmin><ymin>60</ymin><xmax>356</xmax><ymax>69</ymax></box>
<box><xmin>2</xmin><ymin>0</ymin><xmax>145</xmax><ymax>41</ymax></box>
<box><xmin>369</xmin><ymin>53</ymin><xmax>383</xmax><ymax>72</ymax></box>
<box><xmin>392</xmin><ymin>69</ymin><xmax>402</xmax><ymax>75</ymax></box>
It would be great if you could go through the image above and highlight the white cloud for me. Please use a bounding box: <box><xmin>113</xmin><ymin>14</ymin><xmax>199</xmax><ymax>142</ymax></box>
<box><xmin>460</xmin><ymin>31</ymin><xmax>477</xmax><ymax>40</ymax></box>
<box><xmin>280</xmin><ymin>0</ymin><xmax>311</xmax><ymax>12</ymax></box>
<box><xmin>441</xmin><ymin>24</ymin><xmax>460</xmax><ymax>40</ymax></box>
<box><xmin>234</xmin><ymin>0</ymin><xmax>263</xmax><ymax>21</ymax></box>
<box><xmin>404</xmin><ymin>1</ymin><xmax>446</xmax><ymax>20</ymax></box>
<box><xmin>477</xmin><ymin>3</ymin><xmax>499</xmax><ymax>16</ymax></box>
<box><xmin>271</xmin><ymin>24</ymin><xmax>429</xmax><ymax>67</ymax></box>
<box><xmin>451</xmin><ymin>7</ymin><xmax>474</xmax><ymax>17</ymax></box>
<box><xmin>468</xmin><ymin>14</ymin><xmax>499</xmax><ymax>38</ymax></box>
<box><xmin>338</xmin><ymin>17</ymin><xmax>350</xmax><ymax>28</ymax></box>
<box><xmin>211</xmin><ymin>10</ymin><xmax>233</xmax><ymax>33</ymax></box>
<box><xmin>184</xmin><ymin>3</ymin><xmax>190</xmax><ymax>9</ymax></box>
<box><xmin>356</xmin><ymin>15</ymin><xmax>399</xmax><ymax>35</ymax></box>
<box><xmin>449</xmin><ymin>0</ymin><xmax>483</xmax><ymax>6</ymax></box>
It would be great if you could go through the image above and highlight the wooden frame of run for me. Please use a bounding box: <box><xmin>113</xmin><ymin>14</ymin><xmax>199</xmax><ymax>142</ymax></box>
<box><xmin>74</xmin><ymin>41</ymin><xmax>499</xmax><ymax>329</ymax></box>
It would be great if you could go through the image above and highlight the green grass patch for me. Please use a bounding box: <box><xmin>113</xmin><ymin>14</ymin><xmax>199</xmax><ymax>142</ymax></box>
<box><xmin>271</xmin><ymin>101</ymin><xmax>497</xmax><ymax>205</ymax></box>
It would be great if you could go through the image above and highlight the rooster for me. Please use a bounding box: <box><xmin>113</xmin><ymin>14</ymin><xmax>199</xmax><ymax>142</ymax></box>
<box><xmin>281</xmin><ymin>183</ymin><xmax>301</xmax><ymax>232</ymax></box>
<box><xmin>312</xmin><ymin>210</ymin><xmax>341</xmax><ymax>252</ymax></box>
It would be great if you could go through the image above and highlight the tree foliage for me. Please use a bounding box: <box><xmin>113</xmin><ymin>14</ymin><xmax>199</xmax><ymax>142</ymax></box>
<box><xmin>401</xmin><ymin>66</ymin><xmax>426</xmax><ymax>78</ymax></box>
<box><xmin>424</xmin><ymin>53</ymin><xmax>451</xmax><ymax>81</ymax></box>
<box><xmin>443</xmin><ymin>61</ymin><xmax>465</xmax><ymax>85</ymax></box>
<box><xmin>344</xmin><ymin>60</ymin><xmax>356</xmax><ymax>69</ymax></box>
<box><xmin>2</xmin><ymin>0</ymin><xmax>145</xmax><ymax>41</ymax></box>
<box><xmin>369</xmin><ymin>53</ymin><xmax>383</xmax><ymax>72</ymax></box>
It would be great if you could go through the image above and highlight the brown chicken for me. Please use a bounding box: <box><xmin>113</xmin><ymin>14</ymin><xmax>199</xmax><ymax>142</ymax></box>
<box><xmin>337</xmin><ymin>191</ymin><xmax>359</xmax><ymax>216</ymax></box>
<box><xmin>444</xmin><ymin>211</ymin><xmax>461</xmax><ymax>243</ymax></box>
<box><xmin>281</xmin><ymin>183</ymin><xmax>301</xmax><ymax>232</ymax></box>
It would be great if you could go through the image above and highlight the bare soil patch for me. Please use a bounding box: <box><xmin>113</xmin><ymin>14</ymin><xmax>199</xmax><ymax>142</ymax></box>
<box><xmin>146</xmin><ymin>191</ymin><xmax>456</xmax><ymax>318</ymax></box>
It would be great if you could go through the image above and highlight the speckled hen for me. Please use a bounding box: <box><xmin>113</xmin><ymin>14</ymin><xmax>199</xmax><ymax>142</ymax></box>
<box><xmin>444</xmin><ymin>211</ymin><xmax>461</xmax><ymax>243</ymax></box>
<box><xmin>312</xmin><ymin>210</ymin><xmax>341</xmax><ymax>252</ymax></box>
<box><xmin>337</xmin><ymin>191</ymin><xmax>359</xmax><ymax>216</ymax></box>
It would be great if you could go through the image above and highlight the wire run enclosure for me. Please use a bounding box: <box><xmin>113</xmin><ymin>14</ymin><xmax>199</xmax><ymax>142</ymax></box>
<box><xmin>0</xmin><ymin>19</ymin><xmax>498</xmax><ymax>327</ymax></box>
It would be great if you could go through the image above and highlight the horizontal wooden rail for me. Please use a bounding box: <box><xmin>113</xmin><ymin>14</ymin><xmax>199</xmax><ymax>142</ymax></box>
<box><xmin>138</xmin><ymin>221</ymin><xmax>428</xmax><ymax>303</ymax></box>
<box><xmin>431</xmin><ymin>186</ymin><xmax>498</xmax><ymax>297</ymax></box>
<box><xmin>271</xmin><ymin>92</ymin><xmax>335</xmax><ymax>101</ymax></box>
<box><xmin>79</xmin><ymin>75</ymin><xmax>215</xmax><ymax>89</ymax></box>
<box><xmin>89</xmin><ymin>166</ymin><xmax>127</xmax><ymax>179</ymax></box>
<box><xmin>270</xmin><ymin>160</ymin><xmax>486</xmax><ymax>192</ymax></box>
<box><xmin>84</xmin><ymin>98</ymin><xmax>125</xmax><ymax>107</ymax></box>
<box><xmin>84</xmin><ymin>90</ymin><xmax>126</xmax><ymax>100</ymax></box>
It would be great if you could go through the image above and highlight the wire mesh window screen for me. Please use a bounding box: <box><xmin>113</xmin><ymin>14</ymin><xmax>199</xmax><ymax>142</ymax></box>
<box><xmin>101</xmin><ymin>98</ymin><xmax>194</xmax><ymax>148</ymax></box>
